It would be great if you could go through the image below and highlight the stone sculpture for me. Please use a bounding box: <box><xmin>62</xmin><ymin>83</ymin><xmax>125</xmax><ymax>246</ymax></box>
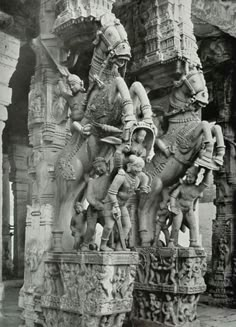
<box><xmin>70</xmin><ymin>202</ymin><xmax>87</xmax><ymax>250</ymax></box>
<box><xmin>55</xmin><ymin>13</ymin><xmax>155</xmax><ymax>249</ymax></box>
<box><xmin>58</xmin><ymin>74</ymin><xmax>87</xmax><ymax>133</ymax></box>
<box><xmin>80</xmin><ymin>157</ymin><xmax>111</xmax><ymax>251</ymax></box>
<box><xmin>138</xmin><ymin>67</ymin><xmax>225</xmax><ymax>247</ymax></box>
<box><xmin>168</xmin><ymin>166</ymin><xmax>211</xmax><ymax>247</ymax></box>
<box><xmin>100</xmin><ymin>155</ymin><xmax>145</xmax><ymax>251</ymax></box>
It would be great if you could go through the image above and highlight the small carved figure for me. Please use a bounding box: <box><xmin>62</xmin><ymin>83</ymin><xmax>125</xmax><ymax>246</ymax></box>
<box><xmin>192</xmin><ymin>257</ymin><xmax>203</xmax><ymax>284</ymax></box>
<box><xmin>70</xmin><ymin>202</ymin><xmax>87</xmax><ymax>250</ymax></box>
<box><xmin>217</xmin><ymin>238</ymin><xmax>230</xmax><ymax>272</ymax></box>
<box><xmin>149</xmin><ymin>293</ymin><xmax>161</xmax><ymax>321</ymax></box>
<box><xmin>136</xmin><ymin>291</ymin><xmax>146</xmax><ymax>319</ymax></box>
<box><xmin>178</xmin><ymin>258</ymin><xmax>194</xmax><ymax>286</ymax></box>
<box><xmin>149</xmin><ymin>253</ymin><xmax>162</xmax><ymax>285</ymax></box>
<box><xmin>58</xmin><ymin>74</ymin><xmax>89</xmax><ymax>134</ymax></box>
<box><xmin>114</xmin><ymin>127</ymin><xmax>152</xmax><ymax>193</ymax></box>
<box><xmin>123</xmin><ymin>128</ymin><xmax>149</xmax><ymax>160</ymax></box>
<box><xmin>162</xmin><ymin>294</ymin><xmax>177</xmax><ymax>325</ymax></box>
<box><xmin>154</xmin><ymin>205</ymin><xmax>171</xmax><ymax>246</ymax></box>
<box><xmin>168</xmin><ymin>167</ymin><xmax>210</xmax><ymax>247</ymax></box>
<box><xmin>99</xmin><ymin>315</ymin><xmax>110</xmax><ymax>327</ymax></box>
<box><xmin>80</xmin><ymin>158</ymin><xmax>111</xmax><ymax>251</ymax></box>
<box><xmin>163</xmin><ymin>253</ymin><xmax>177</xmax><ymax>285</ymax></box>
<box><xmin>100</xmin><ymin>155</ymin><xmax>145</xmax><ymax>251</ymax></box>
<box><xmin>178</xmin><ymin>294</ymin><xmax>199</xmax><ymax>323</ymax></box>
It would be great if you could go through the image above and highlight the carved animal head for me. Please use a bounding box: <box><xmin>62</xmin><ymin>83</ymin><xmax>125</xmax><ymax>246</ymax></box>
<box><xmin>170</xmin><ymin>68</ymin><xmax>209</xmax><ymax>112</ymax></box>
<box><xmin>93</xmin><ymin>13</ymin><xmax>131</xmax><ymax>68</ymax></box>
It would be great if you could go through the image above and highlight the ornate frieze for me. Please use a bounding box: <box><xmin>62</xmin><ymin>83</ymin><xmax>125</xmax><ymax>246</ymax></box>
<box><xmin>40</xmin><ymin>251</ymin><xmax>138</xmax><ymax>327</ymax></box>
<box><xmin>132</xmin><ymin>247</ymin><xmax>206</xmax><ymax>326</ymax></box>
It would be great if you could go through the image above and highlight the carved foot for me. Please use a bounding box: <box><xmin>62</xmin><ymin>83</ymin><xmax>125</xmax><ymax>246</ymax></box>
<box><xmin>79</xmin><ymin>243</ymin><xmax>90</xmax><ymax>251</ymax></box>
<box><xmin>100</xmin><ymin>245</ymin><xmax>114</xmax><ymax>252</ymax></box>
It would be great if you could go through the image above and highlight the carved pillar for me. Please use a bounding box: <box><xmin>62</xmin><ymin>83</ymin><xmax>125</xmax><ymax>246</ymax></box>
<box><xmin>8</xmin><ymin>142</ymin><xmax>31</xmax><ymax>278</ymax></box>
<box><xmin>2</xmin><ymin>154</ymin><xmax>12</xmax><ymax>279</ymax></box>
<box><xmin>19</xmin><ymin>1</ymin><xmax>70</xmax><ymax>325</ymax></box>
<box><xmin>0</xmin><ymin>30</ymin><xmax>20</xmax><ymax>312</ymax></box>
<box><xmin>210</xmin><ymin>65</ymin><xmax>236</xmax><ymax>305</ymax></box>
<box><xmin>198</xmin><ymin>36</ymin><xmax>236</xmax><ymax>305</ymax></box>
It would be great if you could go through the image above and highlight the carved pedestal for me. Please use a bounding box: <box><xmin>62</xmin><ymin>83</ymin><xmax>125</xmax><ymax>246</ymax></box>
<box><xmin>132</xmin><ymin>247</ymin><xmax>206</xmax><ymax>327</ymax></box>
<box><xmin>41</xmin><ymin>251</ymin><xmax>138</xmax><ymax>327</ymax></box>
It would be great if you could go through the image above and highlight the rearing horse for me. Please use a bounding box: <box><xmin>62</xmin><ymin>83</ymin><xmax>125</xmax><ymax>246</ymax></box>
<box><xmin>138</xmin><ymin>68</ymin><xmax>225</xmax><ymax>247</ymax></box>
<box><xmin>55</xmin><ymin>14</ymin><xmax>150</xmax><ymax>249</ymax></box>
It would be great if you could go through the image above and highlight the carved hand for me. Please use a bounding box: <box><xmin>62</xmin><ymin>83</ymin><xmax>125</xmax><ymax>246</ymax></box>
<box><xmin>170</xmin><ymin>206</ymin><xmax>179</xmax><ymax>215</ymax></box>
<box><xmin>112</xmin><ymin>205</ymin><xmax>121</xmax><ymax>219</ymax></box>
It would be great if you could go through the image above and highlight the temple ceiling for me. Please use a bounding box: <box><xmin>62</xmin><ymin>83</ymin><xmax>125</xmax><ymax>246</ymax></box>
<box><xmin>0</xmin><ymin>1</ymin><xmax>236</xmax><ymax>41</ymax></box>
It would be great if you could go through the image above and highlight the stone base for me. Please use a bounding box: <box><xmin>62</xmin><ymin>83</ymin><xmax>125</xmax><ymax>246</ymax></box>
<box><xmin>40</xmin><ymin>251</ymin><xmax>139</xmax><ymax>327</ymax></box>
<box><xmin>132</xmin><ymin>318</ymin><xmax>201</xmax><ymax>327</ymax></box>
<box><xmin>131</xmin><ymin>247</ymin><xmax>207</xmax><ymax>326</ymax></box>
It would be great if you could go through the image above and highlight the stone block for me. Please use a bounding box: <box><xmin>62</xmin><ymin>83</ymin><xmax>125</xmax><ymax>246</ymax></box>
<box><xmin>40</xmin><ymin>251</ymin><xmax>139</xmax><ymax>327</ymax></box>
<box><xmin>132</xmin><ymin>247</ymin><xmax>206</xmax><ymax>327</ymax></box>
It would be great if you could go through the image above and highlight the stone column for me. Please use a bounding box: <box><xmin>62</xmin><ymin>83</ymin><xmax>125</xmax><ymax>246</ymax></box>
<box><xmin>0</xmin><ymin>31</ymin><xmax>20</xmax><ymax>313</ymax></box>
<box><xmin>8</xmin><ymin>143</ymin><xmax>31</xmax><ymax>278</ymax></box>
<box><xmin>198</xmin><ymin>36</ymin><xmax>236</xmax><ymax>305</ymax></box>
<box><xmin>0</xmin><ymin>108</ymin><xmax>6</xmax><ymax>312</ymax></box>
<box><xmin>2</xmin><ymin>154</ymin><xmax>12</xmax><ymax>279</ymax></box>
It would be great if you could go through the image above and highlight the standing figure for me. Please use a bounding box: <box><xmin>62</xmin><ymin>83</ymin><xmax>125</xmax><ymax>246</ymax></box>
<box><xmin>70</xmin><ymin>202</ymin><xmax>87</xmax><ymax>250</ymax></box>
<box><xmin>168</xmin><ymin>166</ymin><xmax>210</xmax><ymax>247</ymax></box>
<box><xmin>154</xmin><ymin>205</ymin><xmax>171</xmax><ymax>246</ymax></box>
<box><xmin>100</xmin><ymin>155</ymin><xmax>145</xmax><ymax>251</ymax></box>
<box><xmin>58</xmin><ymin>74</ymin><xmax>89</xmax><ymax>134</ymax></box>
<box><xmin>80</xmin><ymin>158</ymin><xmax>111</xmax><ymax>251</ymax></box>
<box><xmin>162</xmin><ymin>294</ymin><xmax>177</xmax><ymax>325</ymax></box>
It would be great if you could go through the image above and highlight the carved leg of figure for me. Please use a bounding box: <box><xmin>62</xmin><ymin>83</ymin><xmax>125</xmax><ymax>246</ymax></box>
<box><xmin>154</xmin><ymin>221</ymin><xmax>162</xmax><ymax>246</ymax></box>
<box><xmin>116</xmin><ymin>206</ymin><xmax>131</xmax><ymax>251</ymax></box>
<box><xmin>168</xmin><ymin>212</ymin><xmax>183</xmax><ymax>247</ymax></box>
<box><xmin>100</xmin><ymin>226</ymin><xmax>114</xmax><ymax>252</ymax></box>
<box><xmin>130</xmin><ymin>81</ymin><xmax>153</xmax><ymax>124</ymax></box>
<box><xmin>211</xmin><ymin>125</ymin><xmax>225</xmax><ymax>166</ymax></box>
<box><xmin>80</xmin><ymin>206</ymin><xmax>98</xmax><ymax>251</ymax></box>
<box><xmin>138</xmin><ymin>178</ymin><xmax>162</xmax><ymax>247</ymax></box>
<box><xmin>163</xmin><ymin>226</ymin><xmax>170</xmax><ymax>246</ymax></box>
<box><xmin>193</xmin><ymin>121</ymin><xmax>214</xmax><ymax>162</ymax></box>
<box><xmin>138</xmin><ymin>171</ymin><xmax>151</xmax><ymax>194</ymax></box>
<box><xmin>186</xmin><ymin>211</ymin><xmax>200</xmax><ymax>247</ymax></box>
<box><xmin>155</xmin><ymin>138</ymin><xmax>172</xmax><ymax>158</ymax></box>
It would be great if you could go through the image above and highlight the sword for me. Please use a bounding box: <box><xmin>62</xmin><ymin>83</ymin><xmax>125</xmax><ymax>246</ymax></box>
<box><xmin>112</xmin><ymin>209</ymin><xmax>126</xmax><ymax>250</ymax></box>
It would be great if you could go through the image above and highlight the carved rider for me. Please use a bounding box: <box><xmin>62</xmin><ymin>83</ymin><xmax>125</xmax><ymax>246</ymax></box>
<box><xmin>100</xmin><ymin>155</ymin><xmax>145</xmax><ymax>251</ymax></box>
<box><xmin>58</xmin><ymin>74</ymin><xmax>90</xmax><ymax>135</ymax></box>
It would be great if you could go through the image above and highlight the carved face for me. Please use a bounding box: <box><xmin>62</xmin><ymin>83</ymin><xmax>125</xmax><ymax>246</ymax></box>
<box><xmin>69</xmin><ymin>79</ymin><xmax>84</xmax><ymax>94</ymax></box>
<box><xmin>185</xmin><ymin>171</ymin><xmax>197</xmax><ymax>185</ymax></box>
<box><xmin>74</xmin><ymin>202</ymin><xmax>83</xmax><ymax>213</ymax></box>
<box><xmin>135</xmin><ymin>129</ymin><xmax>147</xmax><ymax>144</ymax></box>
<box><xmin>93</xmin><ymin>161</ymin><xmax>107</xmax><ymax>176</ymax></box>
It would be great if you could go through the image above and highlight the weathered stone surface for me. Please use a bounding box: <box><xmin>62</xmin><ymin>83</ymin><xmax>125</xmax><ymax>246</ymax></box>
<box><xmin>132</xmin><ymin>247</ymin><xmax>206</xmax><ymax>327</ymax></box>
<box><xmin>41</xmin><ymin>251</ymin><xmax>138</xmax><ymax>327</ymax></box>
<box><xmin>192</xmin><ymin>0</ymin><xmax>236</xmax><ymax>39</ymax></box>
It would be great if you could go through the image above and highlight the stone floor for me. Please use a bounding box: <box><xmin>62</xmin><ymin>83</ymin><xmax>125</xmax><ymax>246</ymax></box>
<box><xmin>1</xmin><ymin>281</ymin><xmax>236</xmax><ymax>327</ymax></box>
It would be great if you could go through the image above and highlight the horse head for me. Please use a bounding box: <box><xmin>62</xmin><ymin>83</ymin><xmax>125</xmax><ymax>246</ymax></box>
<box><xmin>168</xmin><ymin>68</ymin><xmax>209</xmax><ymax>116</ymax></box>
<box><xmin>91</xmin><ymin>13</ymin><xmax>131</xmax><ymax>78</ymax></box>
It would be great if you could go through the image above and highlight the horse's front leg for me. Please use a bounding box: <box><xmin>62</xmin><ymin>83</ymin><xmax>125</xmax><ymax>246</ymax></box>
<box><xmin>138</xmin><ymin>177</ymin><xmax>163</xmax><ymax>246</ymax></box>
<box><xmin>211</xmin><ymin>124</ymin><xmax>225</xmax><ymax>166</ymax></box>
